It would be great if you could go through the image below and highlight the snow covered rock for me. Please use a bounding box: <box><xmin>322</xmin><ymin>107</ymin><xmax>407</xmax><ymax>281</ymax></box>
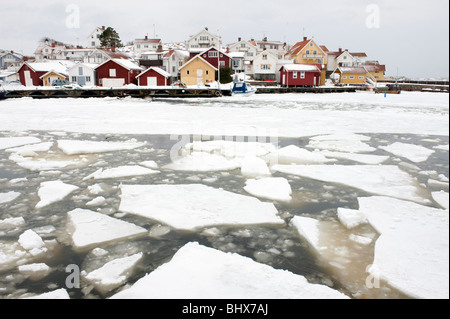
<box><xmin>36</xmin><ymin>181</ymin><xmax>79</xmax><ymax>209</ymax></box>
<box><xmin>244</xmin><ymin>177</ymin><xmax>292</xmax><ymax>202</ymax></box>
<box><xmin>110</xmin><ymin>242</ymin><xmax>348</xmax><ymax>299</ymax></box>
<box><xmin>66</xmin><ymin>209</ymin><xmax>147</xmax><ymax>251</ymax></box>
<box><xmin>119</xmin><ymin>184</ymin><xmax>284</xmax><ymax>231</ymax></box>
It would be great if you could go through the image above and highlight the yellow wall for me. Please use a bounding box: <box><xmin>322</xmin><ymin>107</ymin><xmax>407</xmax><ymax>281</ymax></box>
<box><xmin>368</xmin><ymin>70</ymin><xmax>385</xmax><ymax>81</ymax></box>
<box><xmin>294</xmin><ymin>40</ymin><xmax>328</xmax><ymax>65</ymax></box>
<box><xmin>337</xmin><ymin>72</ymin><xmax>371</xmax><ymax>85</ymax></box>
<box><xmin>180</xmin><ymin>57</ymin><xmax>216</xmax><ymax>86</ymax></box>
<box><xmin>42</xmin><ymin>72</ymin><xmax>67</xmax><ymax>87</ymax></box>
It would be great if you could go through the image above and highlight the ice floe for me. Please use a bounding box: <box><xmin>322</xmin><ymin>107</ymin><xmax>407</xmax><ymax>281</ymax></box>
<box><xmin>241</xmin><ymin>155</ymin><xmax>271</xmax><ymax>178</ymax></box>
<box><xmin>431</xmin><ymin>191</ymin><xmax>449</xmax><ymax>209</ymax></box>
<box><xmin>110</xmin><ymin>242</ymin><xmax>348</xmax><ymax>299</ymax></box>
<box><xmin>0</xmin><ymin>136</ymin><xmax>41</xmax><ymax>150</ymax></box>
<box><xmin>0</xmin><ymin>191</ymin><xmax>21</xmax><ymax>204</ymax></box>
<box><xmin>18</xmin><ymin>263</ymin><xmax>52</xmax><ymax>281</ymax></box>
<box><xmin>119</xmin><ymin>184</ymin><xmax>284</xmax><ymax>231</ymax></box>
<box><xmin>379</xmin><ymin>142</ymin><xmax>435</xmax><ymax>163</ymax></box>
<box><xmin>307</xmin><ymin>133</ymin><xmax>376</xmax><ymax>153</ymax></box>
<box><xmin>359</xmin><ymin>196</ymin><xmax>449</xmax><ymax>299</ymax></box>
<box><xmin>164</xmin><ymin>152</ymin><xmax>240</xmax><ymax>172</ymax></box>
<box><xmin>264</xmin><ymin>145</ymin><xmax>333</xmax><ymax>165</ymax></box>
<box><xmin>318</xmin><ymin>150</ymin><xmax>389</xmax><ymax>165</ymax></box>
<box><xmin>23</xmin><ymin>288</ymin><xmax>70</xmax><ymax>299</ymax></box>
<box><xmin>83</xmin><ymin>253</ymin><xmax>143</xmax><ymax>295</ymax></box>
<box><xmin>9</xmin><ymin>152</ymin><xmax>83</xmax><ymax>171</ymax></box>
<box><xmin>244</xmin><ymin>177</ymin><xmax>292</xmax><ymax>202</ymax></box>
<box><xmin>337</xmin><ymin>208</ymin><xmax>368</xmax><ymax>229</ymax></box>
<box><xmin>272</xmin><ymin>164</ymin><xmax>429</xmax><ymax>204</ymax></box>
<box><xmin>83</xmin><ymin>165</ymin><xmax>160</xmax><ymax>180</ymax></box>
<box><xmin>57</xmin><ymin>139</ymin><xmax>146</xmax><ymax>155</ymax></box>
<box><xmin>66</xmin><ymin>209</ymin><xmax>147</xmax><ymax>251</ymax></box>
<box><xmin>290</xmin><ymin>216</ymin><xmax>322</xmax><ymax>252</ymax></box>
<box><xmin>5</xmin><ymin>142</ymin><xmax>54</xmax><ymax>156</ymax></box>
<box><xmin>36</xmin><ymin>181</ymin><xmax>79</xmax><ymax>209</ymax></box>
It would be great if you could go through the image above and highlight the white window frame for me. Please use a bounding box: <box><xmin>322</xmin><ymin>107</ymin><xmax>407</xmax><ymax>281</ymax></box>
<box><xmin>110</xmin><ymin>69</ymin><xmax>116</xmax><ymax>77</ymax></box>
<box><xmin>301</xmin><ymin>72</ymin><xmax>305</xmax><ymax>79</ymax></box>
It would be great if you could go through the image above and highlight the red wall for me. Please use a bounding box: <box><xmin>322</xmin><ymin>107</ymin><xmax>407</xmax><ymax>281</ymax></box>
<box><xmin>96</xmin><ymin>60</ymin><xmax>139</xmax><ymax>86</ymax></box>
<box><xmin>18</xmin><ymin>64</ymin><xmax>45</xmax><ymax>86</ymax></box>
<box><xmin>280</xmin><ymin>68</ymin><xmax>321</xmax><ymax>87</ymax></box>
<box><xmin>197</xmin><ymin>49</ymin><xmax>231</xmax><ymax>69</ymax></box>
<box><xmin>138</xmin><ymin>69</ymin><xmax>170</xmax><ymax>86</ymax></box>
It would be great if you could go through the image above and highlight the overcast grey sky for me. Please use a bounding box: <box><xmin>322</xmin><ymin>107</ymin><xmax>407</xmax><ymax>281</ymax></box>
<box><xmin>1</xmin><ymin>0</ymin><xmax>448</xmax><ymax>78</ymax></box>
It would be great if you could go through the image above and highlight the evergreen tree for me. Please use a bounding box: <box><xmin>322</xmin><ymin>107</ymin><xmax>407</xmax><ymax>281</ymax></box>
<box><xmin>99</xmin><ymin>27</ymin><xmax>123</xmax><ymax>48</ymax></box>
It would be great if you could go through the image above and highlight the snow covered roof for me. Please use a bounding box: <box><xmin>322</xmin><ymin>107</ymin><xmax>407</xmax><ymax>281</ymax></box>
<box><xmin>25</xmin><ymin>61</ymin><xmax>76</xmax><ymax>73</ymax></box>
<box><xmin>281</xmin><ymin>64</ymin><xmax>320</xmax><ymax>72</ymax></box>
<box><xmin>96</xmin><ymin>59</ymin><xmax>142</xmax><ymax>71</ymax></box>
<box><xmin>136</xmin><ymin>67</ymin><xmax>171</xmax><ymax>79</ymax></box>
<box><xmin>67</xmin><ymin>63</ymin><xmax>99</xmax><ymax>71</ymax></box>
<box><xmin>228</xmin><ymin>52</ymin><xmax>245</xmax><ymax>58</ymax></box>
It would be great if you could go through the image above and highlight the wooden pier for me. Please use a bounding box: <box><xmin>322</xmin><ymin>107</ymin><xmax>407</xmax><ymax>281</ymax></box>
<box><xmin>1</xmin><ymin>85</ymin><xmax>367</xmax><ymax>100</ymax></box>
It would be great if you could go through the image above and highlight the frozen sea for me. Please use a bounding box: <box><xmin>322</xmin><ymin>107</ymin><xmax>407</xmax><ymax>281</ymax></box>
<box><xmin>0</xmin><ymin>92</ymin><xmax>448</xmax><ymax>299</ymax></box>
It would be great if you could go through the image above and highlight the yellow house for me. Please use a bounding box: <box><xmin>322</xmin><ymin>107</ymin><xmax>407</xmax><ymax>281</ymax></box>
<box><xmin>364</xmin><ymin>64</ymin><xmax>387</xmax><ymax>82</ymax></box>
<box><xmin>179</xmin><ymin>55</ymin><xmax>218</xmax><ymax>86</ymax></box>
<box><xmin>284</xmin><ymin>37</ymin><xmax>328</xmax><ymax>85</ymax></box>
<box><xmin>40</xmin><ymin>71</ymin><xmax>69</xmax><ymax>86</ymax></box>
<box><xmin>331</xmin><ymin>66</ymin><xmax>376</xmax><ymax>85</ymax></box>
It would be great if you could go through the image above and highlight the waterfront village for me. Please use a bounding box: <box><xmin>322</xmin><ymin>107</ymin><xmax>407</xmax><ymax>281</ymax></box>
<box><xmin>0</xmin><ymin>26</ymin><xmax>389</xmax><ymax>89</ymax></box>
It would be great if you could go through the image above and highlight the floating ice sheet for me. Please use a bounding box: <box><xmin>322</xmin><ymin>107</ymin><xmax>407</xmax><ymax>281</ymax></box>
<box><xmin>57</xmin><ymin>139</ymin><xmax>146</xmax><ymax>155</ymax></box>
<box><xmin>83</xmin><ymin>165</ymin><xmax>160</xmax><ymax>180</ymax></box>
<box><xmin>0</xmin><ymin>191</ymin><xmax>21</xmax><ymax>204</ymax></box>
<box><xmin>66</xmin><ymin>209</ymin><xmax>147</xmax><ymax>251</ymax></box>
<box><xmin>119</xmin><ymin>184</ymin><xmax>284</xmax><ymax>231</ymax></box>
<box><xmin>431</xmin><ymin>191</ymin><xmax>449</xmax><ymax>210</ymax></box>
<box><xmin>110</xmin><ymin>242</ymin><xmax>348</xmax><ymax>299</ymax></box>
<box><xmin>291</xmin><ymin>216</ymin><xmax>322</xmax><ymax>252</ymax></box>
<box><xmin>272</xmin><ymin>164</ymin><xmax>429</xmax><ymax>204</ymax></box>
<box><xmin>23</xmin><ymin>288</ymin><xmax>70</xmax><ymax>299</ymax></box>
<box><xmin>164</xmin><ymin>152</ymin><xmax>240</xmax><ymax>172</ymax></box>
<box><xmin>36</xmin><ymin>181</ymin><xmax>79</xmax><ymax>209</ymax></box>
<box><xmin>265</xmin><ymin>145</ymin><xmax>333</xmax><ymax>165</ymax></box>
<box><xmin>379</xmin><ymin>142</ymin><xmax>435</xmax><ymax>163</ymax></box>
<box><xmin>359</xmin><ymin>196</ymin><xmax>449</xmax><ymax>299</ymax></box>
<box><xmin>244</xmin><ymin>177</ymin><xmax>292</xmax><ymax>202</ymax></box>
<box><xmin>0</xmin><ymin>136</ymin><xmax>41</xmax><ymax>150</ymax></box>
<box><xmin>186</xmin><ymin>140</ymin><xmax>277</xmax><ymax>158</ymax></box>
<box><xmin>318</xmin><ymin>150</ymin><xmax>389</xmax><ymax>165</ymax></box>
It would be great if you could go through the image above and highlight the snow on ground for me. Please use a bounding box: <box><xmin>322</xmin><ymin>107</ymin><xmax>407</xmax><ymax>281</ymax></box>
<box><xmin>0</xmin><ymin>136</ymin><xmax>41</xmax><ymax>150</ymax></box>
<box><xmin>83</xmin><ymin>165</ymin><xmax>160</xmax><ymax>180</ymax></box>
<box><xmin>83</xmin><ymin>253</ymin><xmax>143</xmax><ymax>296</ymax></box>
<box><xmin>0</xmin><ymin>93</ymin><xmax>448</xmax><ymax>137</ymax></box>
<box><xmin>379</xmin><ymin>142</ymin><xmax>435</xmax><ymax>163</ymax></box>
<box><xmin>110</xmin><ymin>242</ymin><xmax>348</xmax><ymax>299</ymax></box>
<box><xmin>35</xmin><ymin>181</ymin><xmax>79</xmax><ymax>209</ymax></box>
<box><xmin>0</xmin><ymin>191</ymin><xmax>20</xmax><ymax>204</ymax></box>
<box><xmin>66</xmin><ymin>209</ymin><xmax>147</xmax><ymax>251</ymax></box>
<box><xmin>244</xmin><ymin>177</ymin><xmax>292</xmax><ymax>202</ymax></box>
<box><xmin>164</xmin><ymin>152</ymin><xmax>240</xmax><ymax>172</ymax></box>
<box><xmin>119</xmin><ymin>184</ymin><xmax>284</xmax><ymax>231</ymax></box>
<box><xmin>57</xmin><ymin>139</ymin><xmax>146</xmax><ymax>155</ymax></box>
<box><xmin>272</xmin><ymin>164</ymin><xmax>429</xmax><ymax>204</ymax></box>
<box><xmin>358</xmin><ymin>196</ymin><xmax>449</xmax><ymax>299</ymax></box>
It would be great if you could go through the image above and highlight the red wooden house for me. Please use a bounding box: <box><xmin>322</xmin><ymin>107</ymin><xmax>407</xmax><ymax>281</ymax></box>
<box><xmin>136</xmin><ymin>67</ymin><xmax>171</xmax><ymax>86</ymax></box>
<box><xmin>95</xmin><ymin>59</ymin><xmax>143</xmax><ymax>87</ymax></box>
<box><xmin>18</xmin><ymin>61</ymin><xmax>75</xmax><ymax>87</ymax></box>
<box><xmin>190</xmin><ymin>47</ymin><xmax>231</xmax><ymax>69</ymax></box>
<box><xmin>279</xmin><ymin>64</ymin><xmax>321</xmax><ymax>87</ymax></box>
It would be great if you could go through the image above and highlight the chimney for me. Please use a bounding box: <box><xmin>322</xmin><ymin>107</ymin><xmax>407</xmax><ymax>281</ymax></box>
<box><xmin>238</xmin><ymin>37</ymin><xmax>241</xmax><ymax>42</ymax></box>
<box><xmin>111</xmin><ymin>46</ymin><xmax>116</xmax><ymax>52</ymax></box>
<box><xmin>263</xmin><ymin>37</ymin><xmax>268</xmax><ymax>42</ymax></box>
<box><xmin>338</xmin><ymin>48</ymin><xmax>342</xmax><ymax>53</ymax></box>
<box><xmin>303</xmin><ymin>37</ymin><xmax>307</xmax><ymax>41</ymax></box>
<box><xmin>102</xmin><ymin>26</ymin><xmax>106</xmax><ymax>30</ymax></box>
<box><xmin>145</xmin><ymin>35</ymin><xmax>148</xmax><ymax>40</ymax></box>
<box><xmin>157</xmin><ymin>44</ymin><xmax>163</xmax><ymax>53</ymax></box>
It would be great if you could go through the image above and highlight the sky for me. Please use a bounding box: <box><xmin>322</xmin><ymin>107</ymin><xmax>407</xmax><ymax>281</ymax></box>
<box><xmin>0</xmin><ymin>0</ymin><xmax>449</xmax><ymax>79</ymax></box>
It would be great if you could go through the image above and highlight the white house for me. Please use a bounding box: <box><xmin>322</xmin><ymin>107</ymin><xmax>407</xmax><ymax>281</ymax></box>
<box><xmin>252</xmin><ymin>50</ymin><xmax>279</xmax><ymax>81</ymax></box>
<box><xmin>68</xmin><ymin>63</ymin><xmax>98</xmax><ymax>86</ymax></box>
<box><xmin>227</xmin><ymin>38</ymin><xmax>259</xmax><ymax>62</ymax></box>
<box><xmin>228</xmin><ymin>51</ymin><xmax>245</xmax><ymax>74</ymax></box>
<box><xmin>62</xmin><ymin>48</ymin><xmax>96</xmax><ymax>62</ymax></box>
<box><xmin>162</xmin><ymin>49</ymin><xmax>190</xmax><ymax>80</ymax></box>
<box><xmin>327</xmin><ymin>49</ymin><xmax>369</xmax><ymax>72</ymax></box>
<box><xmin>134</xmin><ymin>36</ymin><xmax>162</xmax><ymax>54</ymax></box>
<box><xmin>186</xmin><ymin>28</ymin><xmax>222</xmax><ymax>50</ymax></box>
<box><xmin>87</xmin><ymin>26</ymin><xmax>106</xmax><ymax>48</ymax></box>
<box><xmin>84</xmin><ymin>49</ymin><xmax>130</xmax><ymax>64</ymax></box>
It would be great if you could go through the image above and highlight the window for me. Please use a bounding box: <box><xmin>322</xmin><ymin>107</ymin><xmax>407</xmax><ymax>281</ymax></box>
<box><xmin>306</xmin><ymin>50</ymin><xmax>310</xmax><ymax>54</ymax></box>
<box><xmin>187</xmin><ymin>70</ymin><xmax>190</xmax><ymax>75</ymax></box>
<box><xmin>209</xmin><ymin>51</ymin><xmax>218</xmax><ymax>58</ymax></box>
<box><xmin>79</xmin><ymin>67</ymin><xmax>83</xmax><ymax>76</ymax></box>
<box><xmin>220</xmin><ymin>61</ymin><xmax>225</xmax><ymax>67</ymax></box>
<box><xmin>233</xmin><ymin>60</ymin><xmax>240</xmax><ymax>68</ymax></box>
<box><xmin>206</xmin><ymin>70</ymin><xmax>209</xmax><ymax>75</ymax></box>
<box><xmin>310</xmin><ymin>43</ymin><xmax>313</xmax><ymax>47</ymax></box>
<box><xmin>343</xmin><ymin>76</ymin><xmax>347</xmax><ymax>79</ymax></box>
<box><xmin>261</xmin><ymin>64</ymin><xmax>271</xmax><ymax>70</ymax></box>
<box><xmin>137</xmin><ymin>44</ymin><xmax>141</xmax><ymax>49</ymax></box>
<box><xmin>262</xmin><ymin>55</ymin><xmax>267</xmax><ymax>60</ymax></box>
<box><xmin>86</xmin><ymin>76</ymin><xmax>91</xmax><ymax>82</ymax></box>
<box><xmin>110</xmin><ymin>69</ymin><xmax>116</xmax><ymax>77</ymax></box>
<box><xmin>359</xmin><ymin>76</ymin><xmax>365</xmax><ymax>79</ymax></box>
<box><xmin>172</xmin><ymin>66</ymin><xmax>176</xmax><ymax>73</ymax></box>
<box><xmin>241</xmin><ymin>43</ymin><xmax>246</xmax><ymax>48</ymax></box>
<box><xmin>92</xmin><ymin>42</ymin><xmax>96</xmax><ymax>47</ymax></box>
<box><xmin>349</xmin><ymin>76</ymin><xmax>355</xmax><ymax>79</ymax></box>
<box><xmin>313</xmin><ymin>50</ymin><xmax>317</xmax><ymax>55</ymax></box>
<box><xmin>343</xmin><ymin>56</ymin><xmax>347</xmax><ymax>60</ymax></box>
<box><xmin>293</xmin><ymin>72</ymin><xmax>297</xmax><ymax>79</ymax></box>
<box><xmin>301</xmin><ymin>72</ymin><xmax>305</xmax><ymax>79</ymax></box>
<box><xmin>72</xmin><ymin>76</ymin><xmax>77</xmax><ymax>82</ymax></box>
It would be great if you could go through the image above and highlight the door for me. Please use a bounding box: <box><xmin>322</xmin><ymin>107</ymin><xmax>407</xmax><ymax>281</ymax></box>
<box><xmin>147</xmin><ymin>77</ymin><xmax>158</xmax><ymax>87</ymax></box>
<box><xmin>102</xmin><ymin>78</ymin><xmax>125</xmax><ymax>88</ymax></box>
<box><xmin>77</xmin><ymin>76</ymin><xmax>86</xmax><ymax>86</ymax></box>
<box><xmin>197</xmin><ymin>69</ymin><xmax>203</xmax><ymax>86</ymax></box>
<box><xmin>24</xmin><ymin>70</ymin><xmax>33</xmax><ymax>86</ymax></box>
